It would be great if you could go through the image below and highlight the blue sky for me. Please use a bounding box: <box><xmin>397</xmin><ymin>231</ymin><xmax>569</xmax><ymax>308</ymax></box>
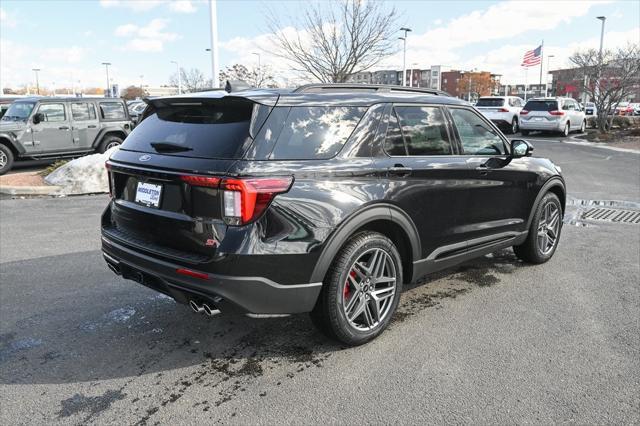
<box><xmin>1</xmin><ymin>0</ymin><xmax>638</xmax><ymax>91</ymax></box>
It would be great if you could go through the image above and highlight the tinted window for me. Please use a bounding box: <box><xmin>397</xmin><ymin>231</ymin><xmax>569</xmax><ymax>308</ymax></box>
<box><xmin>449</xmin><ymin>108</ymin><xmax>505</xmax><ymax>155</ymax></box>
<box><xmin>384</xmin><ymin>109</ymin><xmax>406</xmax><ymax>155</ymax></box>
<box><xmin>270</xmin><ymin>106</ymin><xmax>366</xmax><ymax>160</ymax></box>
<box><xmin>99</xmin><ymin>102</ymin><xmax>126</xmax><ymax>120</ymax></box>
<box><xmin>120</xmin><ymin>100</ymin><xmax>256</xmax><ymax>159</ymax></box>
<box><xmin>393</xmin><ymin>106</ymin><xmax>451</xmax><ymax>156</ymax></box>
<box><xmin>1</xmin><ymin>102</ymin><xmax>35</xmax><ymax>121</ymax></box>
<box><xmin>476</xmin><ymin>98</ymin><xmax>505</xmax><ymax>107</ymax></box>
<box><xmin>524</xmin><ymin>100</ymin><xmax>558</xmax><ymax>111</ymax></box>
<box><xmin>37</xmin><ymin>103</ymin><xmax>66</xmax><ymax>122</ymax></box>
<box><xmin>71</xmin><ymin>103</ymin><xmax>97</xmax><ymax>121</ymax></box>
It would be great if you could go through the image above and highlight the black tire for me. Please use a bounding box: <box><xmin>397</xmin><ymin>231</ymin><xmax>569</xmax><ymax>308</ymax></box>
<box><xmin>310</xmin><ymin>231</ymin><xmax>403</xmax><ymax>346</ymax></box>
<box><xmin>99</xmin><ymin>135</ymin><xmax>123</xmax><ymax>153</ymax></box>
<box><xmin>508</xmin><ymin>117</ymin><xmax>518</xmax><ymax>134</ymax></box>
<box><xmin>0</xmin><ymin>144</ymin><xmax>14</xmax><ymax>175</ymax></box>
<box><xmin>580</xmin><ymin>120</ymin><xmax>586</xmax><ymax>133</ymax></box>
<box><xmin>520</xmin><ymin>129</ymin><xmax>530</xmax><ymax>136</ymax></box>
<box><xmin>560</xmin><ymin>122</ymin><xmax>570</xmax><ymax>137</ymax></box>
<box><xmin>513</xmin><ymin>192</ymin><xmax>563</xmax><ymax>264</ymax></box>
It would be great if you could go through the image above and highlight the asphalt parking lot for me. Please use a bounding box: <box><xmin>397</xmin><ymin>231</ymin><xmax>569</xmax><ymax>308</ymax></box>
<box><xmin>1</xmin><ymin>137</ymin><xmax>639</xmax><ymax>424</ymax></box>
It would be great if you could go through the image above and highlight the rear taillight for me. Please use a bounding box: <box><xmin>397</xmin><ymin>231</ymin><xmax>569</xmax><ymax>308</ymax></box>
<box><xmin>499</xmin><ymin>108</ymin><xmax>509</xmax><ymax>112</ymax></box>
<box><xmin>220</xmin><ymin>177</ymin><xmax>293</xmax><ymax>225</ymax></box>
<box><xmin>105</xmin><ymin>162</ymin><xmax>114</xmax><ymax>198</ymax></box>
<box><xmin>180</xmin><ymin>175</ymin><xmax>221</xmax><ymax>188</ymax></box>
<box><xmin>549</xmin><ymin>110</ymin><xmax>564</xmax><ymax>116</ymax></box>
<box><xmin>520</xmin><ymin>110</ymin><xmax>529</xmax><ymax>115</ymax></box>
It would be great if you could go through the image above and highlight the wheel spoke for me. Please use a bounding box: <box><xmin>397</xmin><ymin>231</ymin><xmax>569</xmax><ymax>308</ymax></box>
<box><xmin>372</xmin><ymin>286</ymin><xmax>395</xmax><ymax>301</ymax></box>
<box><xmin>363</xmin><ymin>302</ymin><xmax>375</xmax><ymax>327</ymax></box>
<box><xmin>345</xmin><ymin>292</ymin><xmax>360</xmax><ymax>314</ymax></box>
<box><xmin>347</xmin><ymin>294</ymin><xmax>366</xmax><ymax>321</ymax></box>
<box><xmin>353</xmin><ymin>262</ymin><xmax>368</xmax><ymax>279</ymax></box>
<box><xmin>374</xmin><ymin>276</ymin><xmax>396</xmax><ymax>285</ymax></box>
<box><xmin>347</xmin><ymin>273</ymin><xmax>361</xmax><ymax>292</ymax></box>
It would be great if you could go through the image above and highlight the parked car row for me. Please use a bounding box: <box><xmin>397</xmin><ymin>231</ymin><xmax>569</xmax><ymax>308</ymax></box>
<box><xmin>0</xmin><ymin>97</ymin><xmax>133</xmax><ymax>174</ymax></box>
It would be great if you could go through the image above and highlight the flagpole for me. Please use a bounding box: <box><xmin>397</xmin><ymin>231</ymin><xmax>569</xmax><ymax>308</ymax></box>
<box><xmin>524</xmin><ymin>67</ymin><xmax>528</xmax><ymax>101</ymax></box>
<box><xmin>539</xmin><ymin>40</ymin><xmax>544</xmax><ymax>96</ymax></box>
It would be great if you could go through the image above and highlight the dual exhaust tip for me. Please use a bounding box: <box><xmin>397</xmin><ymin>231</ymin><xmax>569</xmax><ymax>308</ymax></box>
<box><xmin>189</xmin><ymin>300</ymin><xmax>221</xmax><ymax>317</ymax></box>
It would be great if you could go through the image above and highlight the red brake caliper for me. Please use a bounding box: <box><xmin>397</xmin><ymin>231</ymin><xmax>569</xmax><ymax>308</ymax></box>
<box><xmin>344</xmin><ymin>270</ymin><xmax>356</xmax><ymax>298</ymax></box>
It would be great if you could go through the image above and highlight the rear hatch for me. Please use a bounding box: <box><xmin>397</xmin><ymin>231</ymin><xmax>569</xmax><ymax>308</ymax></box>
<box><xmin>475</xmin><ymin>98</ymin><xmax>506</xmax><ymax>113</ymax></box>
<box><xmin>104</xmin><ymin>93</ymin><xmax>276</xmax><ymax>263</ymax></box>
<box><xmin>520</xmin><ymin>99</ymin><xmax>561</xmax><ymax>122</ymax></box>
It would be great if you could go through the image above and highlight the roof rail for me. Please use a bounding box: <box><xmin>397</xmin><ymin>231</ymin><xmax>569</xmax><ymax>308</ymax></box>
<box><xmin>293</xmin><ymin>83</ymin><xmax>451</xmax><ymax>97</ymax></box>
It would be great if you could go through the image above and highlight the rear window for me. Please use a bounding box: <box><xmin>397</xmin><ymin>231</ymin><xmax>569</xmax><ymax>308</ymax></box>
<box><xmin>99</xmin><ymin>102</ymin><xmax>127</xmax><ymax>120</ymax></box>
<box><xmin>476</xmin><ymin>98</ymin><xmax>505</xmax><ymax>107</ymax></box>
<box><xmin>524</xmin><ymin>100</ymin><xmax>558</xmax><ymax>111</ymax></box>
<box><xmin>120</xmin><ymin>100</ymin><xmax>268</xmax><ymax>159</ymax></box>
<box><xmin>269</xmin><ymin>106</ymin><xmax>366</xmax><ymax>160</ymax></box>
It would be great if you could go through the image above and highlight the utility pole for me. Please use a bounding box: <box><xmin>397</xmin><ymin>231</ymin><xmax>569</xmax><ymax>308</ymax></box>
<box><xmin>32</xmin><ymin>68</ymin><xmax>41</xmax><ymax>95</ymax></box>
<box><xmin>546</xmin><ymin>55</ymin><xmax>555</xmax><ymax>97</ymax></box>
<box><xmin>101</xmin><ymin>62</ymin><xmax>111</xmax><ymax>97</ymax></box>
<box><xmin>595</xmin><ymin>16</ymin><xmax>606</xmax><ymax>101</ymax></box>
<box><xmin>399</xmin><ymin>27</ymin><xmax>411</xmax><ymax>87</ymax></box>
<box><xmin>171</xmin><ymin>61</ymin><xmax>181</xmax><ymax>94</ymax></box>
<box><xmin>209</xmin><ymin>0</ymin><xmax>220</xmax><ymax>88</ymax></box>
<box><xmin>252</xmin><ymin>52</ymin><xmax>261</xmax><ymax>87</ymax></box>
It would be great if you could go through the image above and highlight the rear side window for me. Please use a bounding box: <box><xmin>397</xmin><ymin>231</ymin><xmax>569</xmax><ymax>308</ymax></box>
<box><xmin>120</xmin><ymin>100</ymin><xmax>262</xmax><ymax>159</ymax></box>
<box><xmin>449</xmin><ymin>108</ymin><xmax>506</xmax><ymax>155</ymax></box>
<box><xmin>524</xmin><ymin>100</ymin><xmax>558</xmax><ymax>111</ymax></box>
<box><xmin>385</xmin><ymin>106</ymin><xmax>451</xmax><ymax>156</ymax></box>
<box><xmin>71</xmin><ymin>103</ymin><xmax>97</xmax><ymax>121</ymax></box>
<box><xmin>99</xmin><ymin>102</ymin><xmax>126</xmax><ymax>120</ymax></box>
<box><xmin>270</xmin><ymin>106</ymin><xmax>366</xmax><ymax>160</ymax></box>
<box><xmin>476</xmin><ymin>98</ymin><xmax>505</xmax><ymax>107</ymax></box>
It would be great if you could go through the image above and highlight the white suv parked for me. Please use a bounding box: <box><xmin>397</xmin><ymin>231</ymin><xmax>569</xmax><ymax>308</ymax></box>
<box><xmin>520</xmin><ymin>97</ymin><xmax>586</xmax><ymax>137</ymax></box>
<box><xmin>475</xmin><ymin>96</ymin><xmax>524</xmax><ymax>134</ymax></box>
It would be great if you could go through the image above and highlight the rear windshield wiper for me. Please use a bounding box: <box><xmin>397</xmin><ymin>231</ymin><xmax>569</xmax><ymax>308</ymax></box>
<box><xmin>150</xmin><ymin>141</ymin><xmax>193</xmax><ymax>153</ymax></box>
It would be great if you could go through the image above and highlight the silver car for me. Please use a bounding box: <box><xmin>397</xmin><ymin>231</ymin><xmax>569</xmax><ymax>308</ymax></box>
<box><xmin>519</xmin><ymin>97</ymin><xmax>586</xmax><ymax>137</ymax></box>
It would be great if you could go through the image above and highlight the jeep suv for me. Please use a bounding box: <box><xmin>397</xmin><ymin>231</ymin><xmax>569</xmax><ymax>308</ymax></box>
<box><xmin>0</xmin><ymin>97</ymin><xmax>133</xmax><ymax>174</ymax></box>
<box><xmin>101</xmin><ymin>84</ymin><xmax>565</xmax><ymax>345</ymax></box>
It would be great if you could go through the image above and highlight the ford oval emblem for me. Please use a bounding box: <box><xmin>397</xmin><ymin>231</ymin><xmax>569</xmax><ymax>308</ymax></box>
<box><xmin>139</xmin><ymin>154</ymin><xmax>152</xmax><ymax>162</ymax></box>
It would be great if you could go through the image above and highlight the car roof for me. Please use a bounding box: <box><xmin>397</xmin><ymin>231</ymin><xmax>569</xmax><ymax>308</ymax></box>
<box><xmin>150</xmin><ymin>87</ymin><xmax>470</xmax><ymax>108</ymax></box>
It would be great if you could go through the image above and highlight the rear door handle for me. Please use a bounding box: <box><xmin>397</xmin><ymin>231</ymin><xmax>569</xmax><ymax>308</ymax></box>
<box><xmin>88</xmin><ymin>125</ymin><xmax>97</xmax><ymax>128</ymax></box>
<box><xmin>388</xmin><ymin>165</ymin><xmax>412</xmax><ymax>177</ymax></box>
<box><xmin>58</xmin><ymin>126</ymin><xmax>70</xmax><ymax>130</ymax></box>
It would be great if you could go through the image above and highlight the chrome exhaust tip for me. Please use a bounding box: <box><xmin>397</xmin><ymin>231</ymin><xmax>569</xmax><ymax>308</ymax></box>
<box><xmin>190</xmin><ymin>300</ymin><xmax>204</xmax><ymax>313</ymax></box>
<box><xmin>202</xmin><ymin>303</ymin><xmax>221</xmax><ymax>317</ymax></box>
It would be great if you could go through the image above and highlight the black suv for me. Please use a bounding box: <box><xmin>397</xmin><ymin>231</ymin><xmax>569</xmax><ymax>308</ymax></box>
<box><xmin>101</xmin><ymin>84</ymin><xmax>565</xmax><ymax>345</ymax></box>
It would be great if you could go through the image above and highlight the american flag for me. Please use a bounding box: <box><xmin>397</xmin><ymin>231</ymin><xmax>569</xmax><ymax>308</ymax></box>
<box><xmin>521</xmin><ymin>45</ymin><xmax>542</xmax><ymax>67</ymax></box>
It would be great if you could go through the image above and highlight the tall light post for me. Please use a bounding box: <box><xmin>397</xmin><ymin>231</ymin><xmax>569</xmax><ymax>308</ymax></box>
<box><xmin>32</xmin><ymin>68</ymin><xmax>41</xmax><ymax>95</ymax></box>
<box><xmin>399</xmin><ymin>27</ymin><xmax>411</xmax><ymax>87</ymax></box>
<box><xmin>139</xmin><ymin>75</ymin><xmax>144</xmax><ymax>89</ymax></box>
<box><xmin>595</xmin><ymin>16</ymin><xmax>606</xmax><ymax>101</ymax></box>
<box><xmin>101</xmin><ymin>62</ymin><xmax>111</xmax><ymax>97</ymax></box>
<box><xmin>208</xmin><ymin>0</ymin><xmax>220</xmax><ymax>88</ymax></box>
<box><xmin>252</xmin><ymin>52</ymin><xmax>261</xmax><ymax>87</ymax></box>
<box><xmin>171</xmin><ymin>61</ymin><xmax>181</xmax><ymax>94</ymax></box>
<box><xmin>546</xmin><ymin>54</ymin><xmax>555</xmax><ymax>97</ymax></box>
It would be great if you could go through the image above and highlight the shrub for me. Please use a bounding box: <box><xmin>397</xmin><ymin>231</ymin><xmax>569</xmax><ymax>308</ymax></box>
<box><xmin>39</xmin><ymin>160</ymin><xmax>69</xmax><ymax>177</ymax></box>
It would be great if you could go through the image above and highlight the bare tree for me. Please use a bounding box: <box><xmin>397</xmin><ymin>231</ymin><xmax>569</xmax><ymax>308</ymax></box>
<box><xmin>569</xmin><ymin>44</ymin><xmax>640</xmax><ymax>132</ymax></box>
<box><xmin>219</xmin><ymin>64</ymin><xmax>278</xmax><ymax>88</ymax></box>
<box><xmin>169</xmin><ymin>68</ymin><xmax>210</xmax><ymax>93</ymax></box>
<box><xmin>267</xmin><ymin>0</ymin><xmax>400</xmax><ymax>83</ymax></box>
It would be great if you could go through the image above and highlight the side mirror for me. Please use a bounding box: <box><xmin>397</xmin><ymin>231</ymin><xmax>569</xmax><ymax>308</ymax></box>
<box><xmin>511</xmin><ymin>139</ymin><xmax>533</xmax><ymax>158</ymax></box>
<box><xmin>32</xmin><ymin>112</ymin><xmax>44</xmax><ymax>124</ymax></box>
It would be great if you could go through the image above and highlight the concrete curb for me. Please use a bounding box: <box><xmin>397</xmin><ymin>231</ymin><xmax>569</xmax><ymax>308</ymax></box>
<box><xmin>0</xmin><ymin>185</ymin><xmax>63</xmax><ymax>196</ymax></box>
<box><xmin>565</xmin><ymin>137</ymin><xmax>640</xmax><ymax>154</ymax></box>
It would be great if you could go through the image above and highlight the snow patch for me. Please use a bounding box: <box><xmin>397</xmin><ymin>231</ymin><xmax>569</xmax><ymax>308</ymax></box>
<box><xmin>44</xmin><ymin>146</ymin><xmax>119</xmax><ymax>194</ymax></box>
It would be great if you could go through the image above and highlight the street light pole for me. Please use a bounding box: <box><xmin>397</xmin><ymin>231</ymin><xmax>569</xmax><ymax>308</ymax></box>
<box><xmin>32</xmin><ymin>68</ymin><xmax>41</xmax><ymax>95</ymax></box>
<box><xmin>171</xmin><ymin>61</ymin><xmax>181</xmax><ymax>94</ymax></box>
<box><xmin>208</xmin><ymin>0</ymin><xmax>220</xmax><ymax>88</ymax></box>
<box><xmin>101</xmin><ymin>62</ymin><xmax>111</xmax><ymax>97</ymax></box>
<box><xmin>546</xmin><ymin>55</ymin><xmax>555</xmax><ymax>97</ymax></box>
<box><xmin>595</xmin><ymin>16</ymin><xmax>606</xmax><ymax>102</ymax></box>
<box><xmin>252</xmin><ymin>52</ymin><xmax>261</xmax><ymax>87</ymax></box>
<box><xmin>399</xmin><ymin>27</ymin><xmax>411</xmax><ymax>87</ymax></box>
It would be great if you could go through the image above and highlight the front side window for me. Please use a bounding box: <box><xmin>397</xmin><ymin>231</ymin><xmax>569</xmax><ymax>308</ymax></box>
<box><xmin>1</xmin><ymin>102</ymin><xmax>35</xmax><ymax>121</ymax></box>
<box><xmin>71</xmin><ymin>103</ymin><xmax>97</xmax><ymax>121</ymax></box>
<box><xmin>449</xmin><ymin>108</ymin><xmax>506</xmax><ymax>155</ymax></box>
<box><xmin>37</xmin><ymin>103</ymin><xmax>66</xmax><ymax>122</ymax></box>
<box><xmin>385</xmin><ymin>106</ymin><xmax>451</xmax><ymax>156</ymax></box>
<box><xmin>270</xmin><ymin>106</ymin><xmax>366</xmax><ymax>160</ymax></box>
<box><xmin>99</xmin><ymin>102</ymin><xmax>126</xmax><ymax>120</ymax></box>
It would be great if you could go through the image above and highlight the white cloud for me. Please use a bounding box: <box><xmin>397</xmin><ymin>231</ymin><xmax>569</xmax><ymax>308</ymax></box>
<box><xmin>114</xmin><ymin>19</ymin><xmax>179</xmax><ymax>51</ymax></box>
<box><xmin>41</xmin><ymin>46</ymin><xmax>88</xmax><ymax>64</ymax></box>
<box><xmin>0</xmin><ymin>7</ymin><xmax>17</xmax><ymax>28</ymax></box>
<box><xmin>169</xmin><ymin>1</ymin><xmax>197</xmax><ymax>13</ymax></box>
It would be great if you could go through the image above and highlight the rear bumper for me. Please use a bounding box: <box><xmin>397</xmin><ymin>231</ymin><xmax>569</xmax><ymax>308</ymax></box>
<box><xmin>102</xmin><ymin>235</ymin><xmax>322</xmax><ymax>314</ymax></box>
<box><xmin>490</xmin><ymin>119</ymin><xmax>512</xmax><ymax>127</ymax></box>
<box><xmin>519</xmin><ymin>119</ymin><xmax>563</xmax><ymax>131</ymax></box>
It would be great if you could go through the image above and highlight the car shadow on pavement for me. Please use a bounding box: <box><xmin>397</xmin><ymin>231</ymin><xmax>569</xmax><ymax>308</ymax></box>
<box><xmin>0</xmin><ymin>248</ymin><xmax>526</xmax><ymax>394</ymax></box>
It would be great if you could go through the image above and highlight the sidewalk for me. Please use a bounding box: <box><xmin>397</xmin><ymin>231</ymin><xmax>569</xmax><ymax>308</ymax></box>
<box><xmin>0</xmin><ymin>171</ymin><xmax>62</xmax><ymax>196</ymax></box>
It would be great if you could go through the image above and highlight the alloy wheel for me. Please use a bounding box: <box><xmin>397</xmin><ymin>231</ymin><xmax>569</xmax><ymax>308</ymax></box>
<box><xmin>0</xmin><ymin>151</ymin><xmax>6</xmax><ymax>168</ymax></box>
<box><xmin>537</xmin><ymin>201</ymin><xmax>561</xmax><ymax>255</ymax></box>
<box><xmin>512</xmin><ymin>119</ymin><xmax>518</xmax><ymax>134</ymax></box>
<box><xmin>105</xmin><ymin>141</ymin><xmax>121</xmax><ymax>150</ymax></box>
<box><xmin>342</xmin><ymin>248</ymin><xmax>397</xmax><ymax>331</ymax></box>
